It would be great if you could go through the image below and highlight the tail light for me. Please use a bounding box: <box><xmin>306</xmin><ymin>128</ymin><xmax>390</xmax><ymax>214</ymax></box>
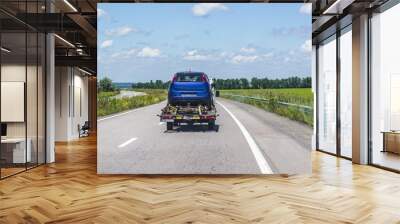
<box><xmin>162</xmin><ymin>114</ymin><xmax>173</xmax><ymax>119</ymax></box>
<box><xmin>172</xmin><ymin>74</ymin><xmax>177</xmax><ymax>82</ymax></box>
<box><xmin>201</xmin><ymin>115</ymin><xmax>215</xmax><ymax>120</ymax></box>
<box><xmin>200</xmin><ymin>74</ymin><xmax>207</xmax><ymax>82</ymax></box>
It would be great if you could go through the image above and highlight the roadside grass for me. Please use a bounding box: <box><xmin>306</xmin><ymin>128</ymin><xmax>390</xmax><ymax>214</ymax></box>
<box><xmin>219</xmin><ymin>88</ymin><xmax>313</xmax><ymax>126</ymax></box>
<box><xmin>97</xmin><ymin>91</ymin><xmax>120</xmax><ymax>98</ymax></box>
<box><xmin>97</xmin><ymin>89</ymin><xmax>167</xmax><ymax>117</ymax></box>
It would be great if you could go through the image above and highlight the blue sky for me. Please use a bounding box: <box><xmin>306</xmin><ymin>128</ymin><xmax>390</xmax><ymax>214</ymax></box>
<box><xmin>98</xmin><ymin>3</ymin><xmax>311</xmax><ymax>82</ymax></box>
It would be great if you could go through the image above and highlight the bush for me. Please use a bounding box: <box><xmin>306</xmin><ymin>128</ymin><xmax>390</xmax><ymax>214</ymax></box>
<box><xmin>97</xmin><ymin>89</ymin><xmax>167</xmax><ymax>117</ymax></box>
<box><xmin>220</xmin><ymin>89</ymin><xmax>313</xmax><ymax>126</ymax></box>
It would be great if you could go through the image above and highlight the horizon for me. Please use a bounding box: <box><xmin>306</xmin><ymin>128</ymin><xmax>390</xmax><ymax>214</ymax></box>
<box><xmin>110</xmin><ymin>75</ymin><xmax>312</xmax><ymax>84</ymax></box>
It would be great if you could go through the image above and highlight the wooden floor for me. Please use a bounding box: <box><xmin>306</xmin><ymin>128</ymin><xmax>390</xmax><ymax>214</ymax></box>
<box><xmin>1</xmin><ymin>135</ymin><xmax>400</xmax><ymax>223</ymax></box>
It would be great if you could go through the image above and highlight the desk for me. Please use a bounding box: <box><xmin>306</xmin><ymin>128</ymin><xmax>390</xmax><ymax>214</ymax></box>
<box><xmin>1</xmin><ymin>138</ymin><xmax>31</xmax><ymax>163</ymax></box>
<box><xmin>382</xmin><ymin>131</ymin><xmax>400</xmax><ymax>154</ymax></box>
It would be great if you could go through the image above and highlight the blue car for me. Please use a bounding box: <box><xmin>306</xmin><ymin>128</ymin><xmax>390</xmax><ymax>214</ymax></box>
<box><xmin>168</xmin><ymin>72</ymin><xmax>213</xmax><ymax>107</ymax></box>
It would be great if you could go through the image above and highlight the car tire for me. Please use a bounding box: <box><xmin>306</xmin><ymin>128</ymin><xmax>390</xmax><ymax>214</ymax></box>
<box><xmin>167</xmin><ymin>122</ymin><xmax>173</xmax><ymax>130</ymax></box>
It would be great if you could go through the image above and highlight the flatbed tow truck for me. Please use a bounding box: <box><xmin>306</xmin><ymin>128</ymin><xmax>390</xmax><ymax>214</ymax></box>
<box><xmin>159</xmin><ymin>104</ymin><xmax>218</xmax><ymax>131</ymax></box>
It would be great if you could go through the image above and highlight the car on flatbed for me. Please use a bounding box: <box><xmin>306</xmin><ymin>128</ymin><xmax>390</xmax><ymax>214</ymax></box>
<box><xmin>168</xmin><ymin>72</ymin><xmax>213</xmax><ymax>107</ymax></box>
<box><xmin>159</xmin><ymin>71</ymin><xmax>217</xmax><ymax>131</ymax></box>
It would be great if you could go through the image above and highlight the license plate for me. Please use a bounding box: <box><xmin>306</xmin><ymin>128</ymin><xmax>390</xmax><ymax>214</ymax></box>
<box><xmin>162</xmin><ymin>119</ymin><xmax>174</xmax><ymax>122</ymax></box>
<box><xmin>193</xmin><ymin>115</ymin><xmax>200</xmax><ymax>119</ymax></box>
<box><xmin>181</xmin><ymin>94</ymin><xmax>196</xmax><ymax>97</ymax></box>
<box><xmin>175</xmin><ymin>116</ymin><xmax>183</xmax><ymax>120</ymax></box>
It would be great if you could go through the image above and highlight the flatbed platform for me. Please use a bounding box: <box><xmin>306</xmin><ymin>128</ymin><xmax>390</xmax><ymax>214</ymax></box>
<box><xmin>159</xmin><ymin>104</ymin><xmax>218</xmax><ymax>131</ymax></box>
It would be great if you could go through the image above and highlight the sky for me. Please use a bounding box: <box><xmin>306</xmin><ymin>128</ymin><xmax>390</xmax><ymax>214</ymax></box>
<box><xmin>98</xmin><ymin>3</ymin><xmax>312</xmax><ymax>82</ymax></box>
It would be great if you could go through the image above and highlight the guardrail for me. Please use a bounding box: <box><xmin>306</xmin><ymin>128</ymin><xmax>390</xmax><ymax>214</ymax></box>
<box><xmin>221</xmin><ymin>94</ymin><xmax>313</xmax><ymax>113</ymax></box>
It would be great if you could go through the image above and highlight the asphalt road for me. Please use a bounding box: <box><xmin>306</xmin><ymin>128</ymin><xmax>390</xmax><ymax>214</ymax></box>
<box><xmin>98</xmin><ymin>98</ymin><xmax>312</xmax><ymax>174</ymax></box>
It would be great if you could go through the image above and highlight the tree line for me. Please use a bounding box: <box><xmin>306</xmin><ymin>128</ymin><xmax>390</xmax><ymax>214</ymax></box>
<box><xmin>215</xmin><ymin>77</ymin><xmax>311</xmax><ymax>89</ymax></box>
<box><xmin>99</xmin><ymin>76</ymin><xmax>311</xmax><ymax>91</ymax></box>
<box><xmin>131</xmin><ymin>76</ymin><xmax>311</xmax><ymax>89</ymax></box>
<box><xmin>131</xmin><ymin>80</ymin><xmax>171</xmax><ymax>89</ymax></box>
<box><xmin>98</xmin><ymin>77</ymin><xmax>118</xmax><ymax>92</ymax></box>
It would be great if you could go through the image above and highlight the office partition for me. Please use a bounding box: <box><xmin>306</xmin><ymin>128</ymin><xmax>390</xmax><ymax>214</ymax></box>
<box><xmin>317</xmin><ymin>35</ymin><xmax>337</xmax><ymax>155</ymax></box>
<box><xmin>0</xmin><ymin>1</ymin><xmax>47</xmax><ymax>179</ymax></box>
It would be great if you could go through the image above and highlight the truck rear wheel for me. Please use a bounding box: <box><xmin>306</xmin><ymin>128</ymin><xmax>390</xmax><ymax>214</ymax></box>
<box><xmin>208</xmin><ymin>121</ymin><xmax>215</xmax><ymax>130</ymax></box>
<box><xmin>167</xmin><ymin>122</ymin><xmax>173</xmax><ymax>130</ymax></box>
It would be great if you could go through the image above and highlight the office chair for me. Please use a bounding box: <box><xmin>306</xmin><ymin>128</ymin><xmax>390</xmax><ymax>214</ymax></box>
<box><xmin>79</xmin><ymin>121</ymin><xmax>90</xmax><ymax>138</ymax></box>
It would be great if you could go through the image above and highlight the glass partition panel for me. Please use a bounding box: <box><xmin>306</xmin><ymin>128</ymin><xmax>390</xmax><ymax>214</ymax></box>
<box><xmin>0</xmin><ymin>1</ymin><xmax>46</xmax><ymax>179</ymax></box>
<box><xmin>371</xmin><ymin>4</ymin><xmax>400</xmax><ymax>171</ymax></box>
<box><xmin>38</xmin><ymin>32</ymin><xmax>45</xmax><ymax>165</ymax></box>
<box><xmin>27</xmin><ymin>30</ymin><xmax>38</xmax><ymax>169</ymax></box>
<box><xmin>340</xmin><ymin>27</ymin><xmax>352</xmax><ymax>158</ymax></box>
<box><xmin>1</xmin><ymin>31</ymin><xmax>27</xmax><ymax>177</ymax></box>
<box><xmin>318</xmin><ymin>35</ymin><xmax>337</xmax><ymax>154</ymax></box>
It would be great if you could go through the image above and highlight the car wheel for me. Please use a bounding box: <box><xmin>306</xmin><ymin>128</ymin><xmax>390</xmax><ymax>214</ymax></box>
<box><xmin>167</xmin><ymin>122</ymin><xmax>173</xmax><ymax>130</ymax></box>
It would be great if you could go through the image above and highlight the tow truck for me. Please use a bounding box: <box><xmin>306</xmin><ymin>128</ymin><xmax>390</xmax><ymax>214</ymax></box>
<box><xmin>159</xmin><ymin>103</ymin><xmax>218</xmax><ymax>131</ymax></box>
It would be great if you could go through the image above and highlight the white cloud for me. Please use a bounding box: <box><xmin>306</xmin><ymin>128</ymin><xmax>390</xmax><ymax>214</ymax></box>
<box><xmin>183</xmin><ymin>50</ymin><xmax>211</xmax><ymax>61</ymax></box>
<box><xmin>137</xmin><ymin>47</ymin><xmax>161</xmax><ymax>57</ymax></box>
<box><xmin>109</xmin><ymin>47</ymin><xmax>162</xmax><ymax>59</ymax></box>
<box><xmin>111</xmin><ymin>52</ymin><xmax>121</xmax><ymax>58</ymax></box>
<box><xmin>299</xmin><ymin>3</ymin><xmax>312</xmax><ymax>14</ymax></box>
<box><xmin>262</xmin><ymin>52</ymin><xmax>274</xmax><ymax>58</ymax></box>
<box><xmin>230</xmin><ymin>55</ymin><xmax>259</xmax><ymax>64</ymax></box>
<box><xmin>181</xmin><ymin>49</ymin><xmax>273</xmax><ymax>63</ymax></box>
<box><xmin>240</xmin><ymin>47</ymin><xmax>256</xmax><ymax>53</ymax></box>
<box><xmin>98</xmin><ymin>8</ymin><xmax>106</xmax><ymax>17</ymax></box>
<box><xmin>301</xmin><ymin>39</ymin><xmax>312</xmax><ymax>52</ymax></box>
<box><xmin>219</xmin><ymin>51</ymin><xmax>233</xmax><ymax>58</ymax></box>
<box><xmin>100</xmin><ymin>40</ymin><xmax>113</xmax><ymax>48</ymax></box>
<box><xmin>192</xmin><ymin>3</ymin><xmax>228</xmax><ymax>17</ymax></box>
<box><xmin>111</xmin><ymin>48</ymin><xmax>137</xmax><ymax>59</ymax></box>
<box><xmin>106</xmin><ymin>26</ymin><xmax>136</xmax><ymax>37</ymax></box>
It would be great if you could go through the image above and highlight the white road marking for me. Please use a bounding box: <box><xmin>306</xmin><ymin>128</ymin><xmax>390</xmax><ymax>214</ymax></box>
<box><xmin>217</xmin><ymin>101</ymin><xmax>273</xmax><ymax>174</ymax></box>
<box><xmin>98</xmin><ymin>107</ymin><xmax>146</xmax><ymax>122</ymax></box>
<box><xmin>118</xmin><ymin>137</ymin><xmax>138</xmax><ymax>148</ymax></box>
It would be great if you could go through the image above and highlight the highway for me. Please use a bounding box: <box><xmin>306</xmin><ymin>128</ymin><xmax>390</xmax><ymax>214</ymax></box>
<box><xmin>98</xmin><ymin>98</ymin><xmax>312</xmax><ymax>174</ymax></box>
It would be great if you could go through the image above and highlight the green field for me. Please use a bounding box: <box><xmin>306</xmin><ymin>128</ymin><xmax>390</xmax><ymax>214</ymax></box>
<box><xmin>97</xmin><ymin>89</ymin><xmax>167</xmax><ymax>117</ymax></box>
<box><xmin>220</xmin><ymin>88</ymin><xmax>313</xmax><ymax>126</ymax></box>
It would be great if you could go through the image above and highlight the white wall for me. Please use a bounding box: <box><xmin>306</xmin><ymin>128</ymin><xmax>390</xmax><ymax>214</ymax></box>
<box><xmin>55</xmin><ymin>66</ymin><xmax>70</xmax><ymax>141</ymax></box>
<box><xmin>1</xmin><ymin>65</ymin><xmax>30</xmax><ymax>138</ymax></box>
<box><xmin>55</xmin><ymin>67</ymin><xmax>89</xmax><ymax>141</ymax></box>
<box><xmin>71</xmin><ymin>72</ymin><xmax>89</xmax><ymax>138</ymax></box>
<box><xmin>1</xmin><ymin>63</ymin><xmax>46</xmax><ymax>164</ymax></box>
